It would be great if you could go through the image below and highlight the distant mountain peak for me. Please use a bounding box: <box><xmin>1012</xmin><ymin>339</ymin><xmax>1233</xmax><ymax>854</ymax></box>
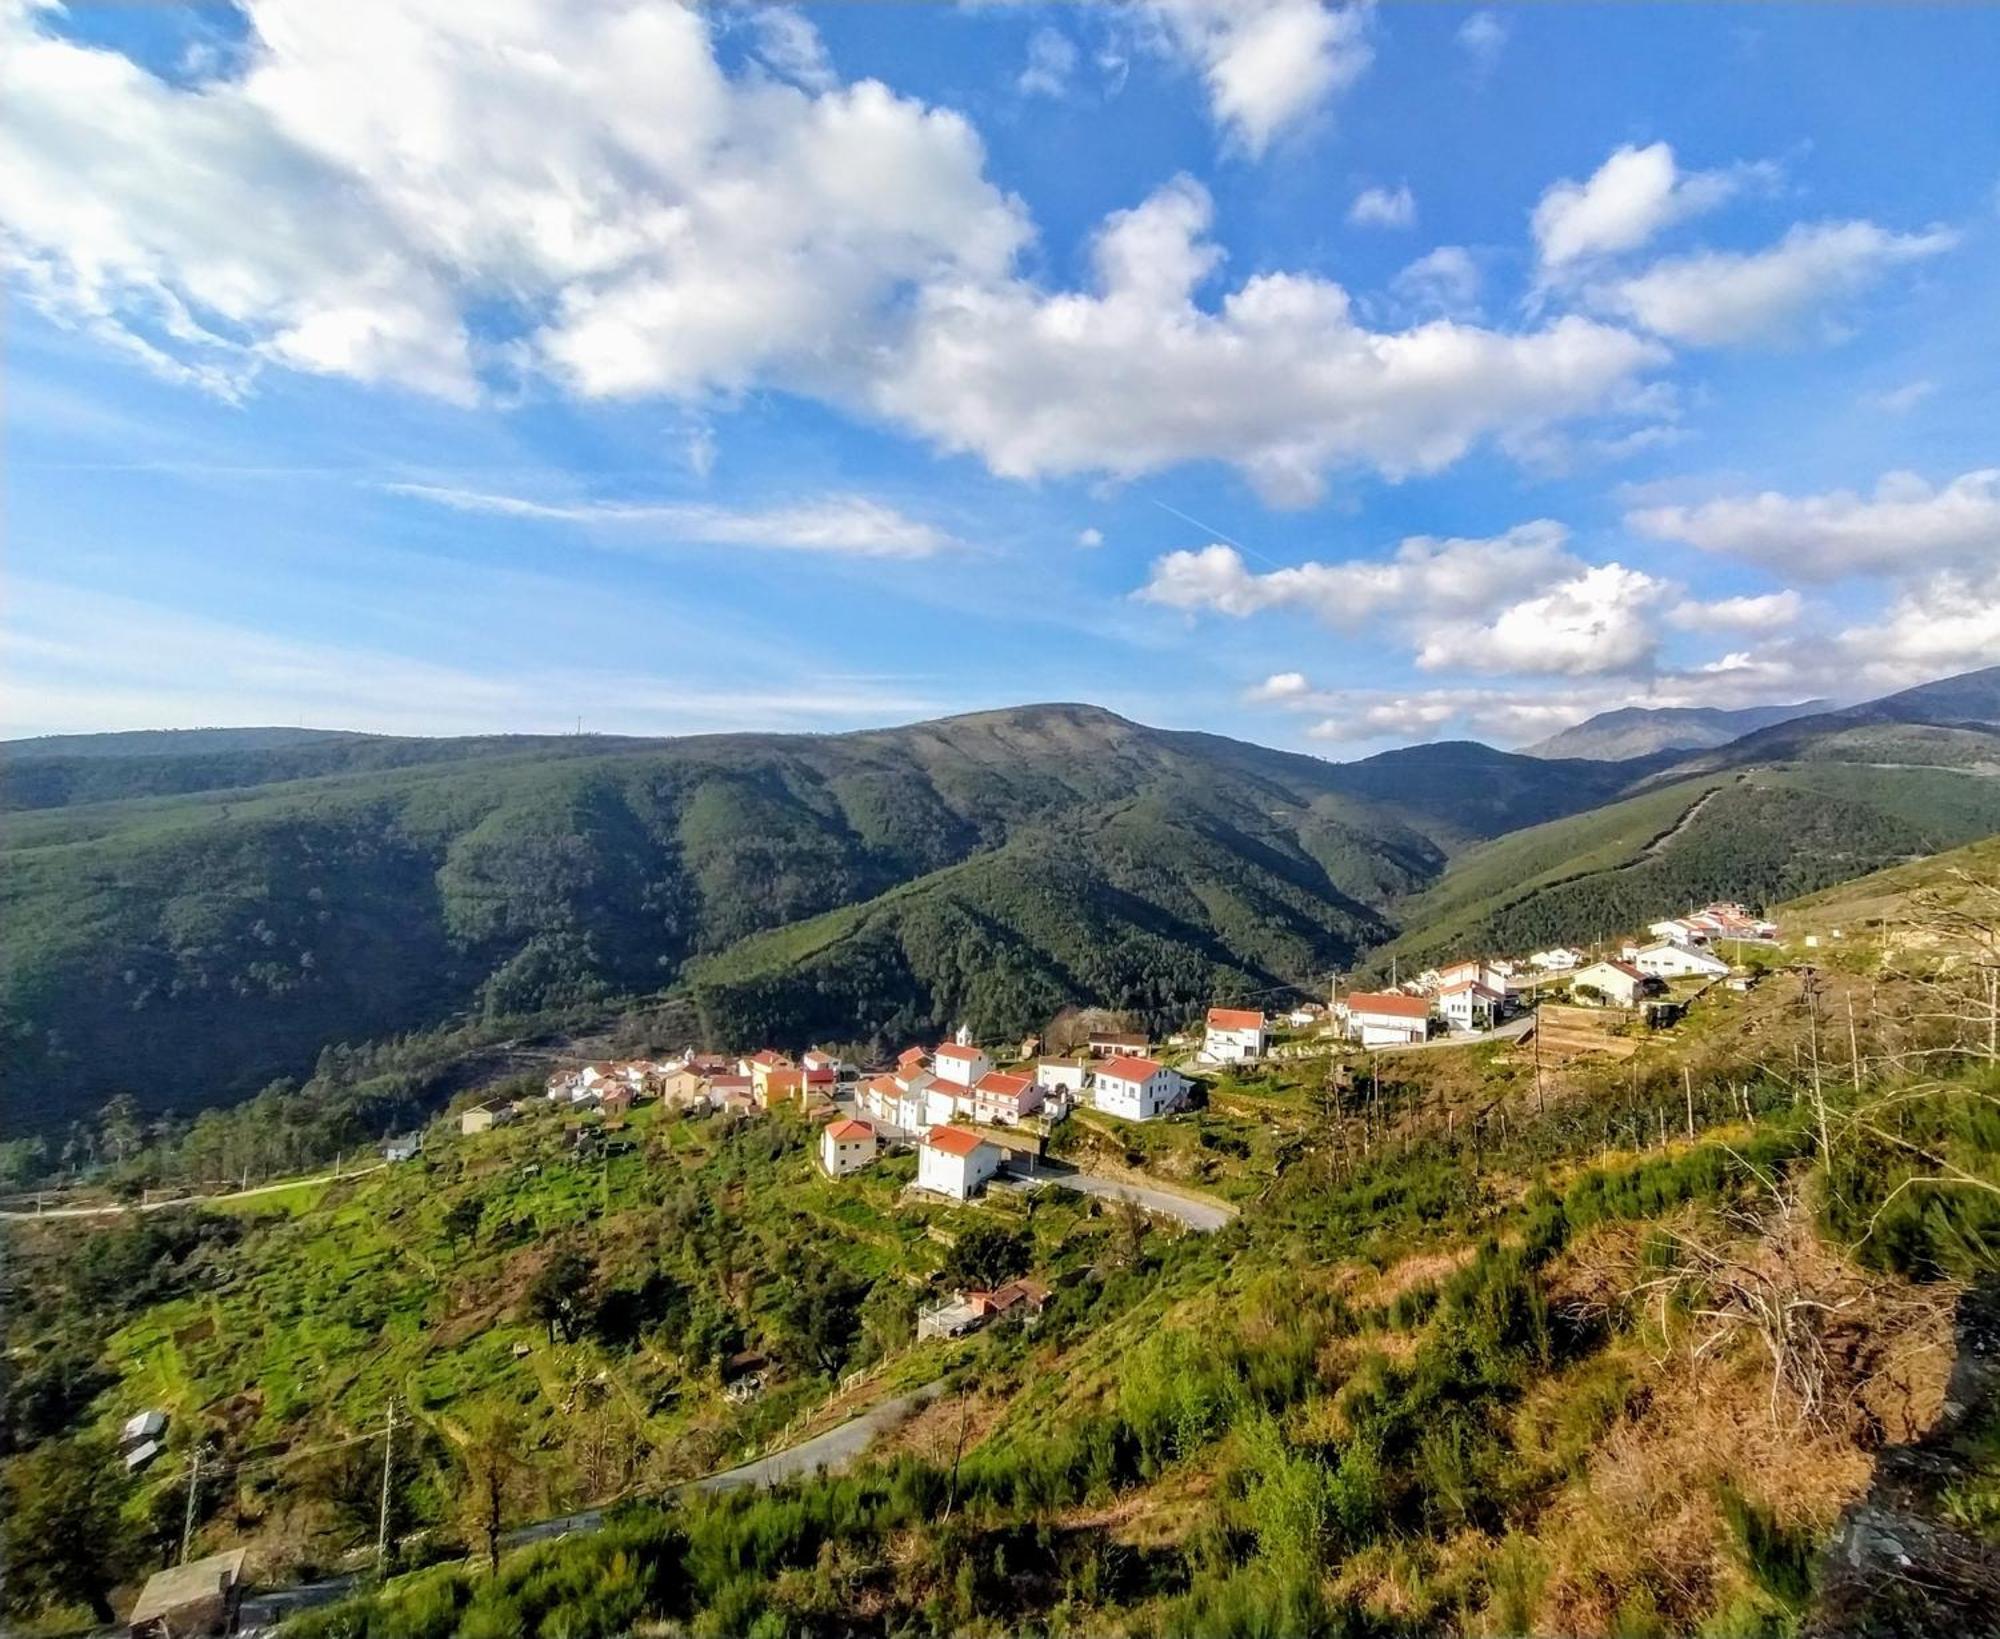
<box><xmin>1522</xmin><ymin>700</ymin><xmax>1829</xmax><ymax>762</ymax></box>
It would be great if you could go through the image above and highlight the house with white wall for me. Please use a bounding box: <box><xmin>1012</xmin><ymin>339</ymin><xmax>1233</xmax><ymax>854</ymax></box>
<box><xmin>1201</xmin><ymin>1008</ymin><xmax>1268</xmax><ymax>1064</ymax></box>
<box><xmin>861</xmin><ymin>1073</ymin><xmax>926</xmax><ymax>1130</ymax></box>
<box><xmin>916</xmin><ymin>1125</ymin><xmax>1002</xmax><ymax>1200</ymax></box>
<box><xmin>1570</xmin><ymin>959</ymin><xmax>1653</xmax><ymax>1008</ymax></box>
<box><xmin>820</xmin><ymin>1118</ymin><xmax>878</xmax><ymax>1177</ymax></box>
<box><xmin>1437</xmin><ymin>980</ymin><xmax>1504</xmax><ymax>1032</ymax></box>
<box><xmin>1343</xmin><ymin>992</ymin><xmax>1431</xmax><ymax>1047</ymax></box>
<box><xmin>1092</xmin><ymin>1057</ymin><xmax>1189</xmax><ymax>1121</ymax></box>
<box><xmin>971</xmin><ymin>1070</ymin><xmax>1044</xmax><ymax>1126</ymax></box>
<box><xmin>1632</xmin><ymin>941</ymin><xmax>1730</xmax><ymax>980</ymax></box>
<box><xmin>932</xmin><ymin>1042</ymin><xmax>991</xmax><ymax>1088</ymax></box>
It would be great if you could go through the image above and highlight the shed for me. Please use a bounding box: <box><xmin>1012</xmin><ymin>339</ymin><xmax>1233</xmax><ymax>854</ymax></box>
<box><xmin>127</xmin><ymin>1548</ymin><xmax>247</xmax><ymax>1638</ymax></box>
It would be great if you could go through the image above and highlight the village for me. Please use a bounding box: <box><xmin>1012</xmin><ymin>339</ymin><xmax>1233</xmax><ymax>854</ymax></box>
<box><xmin>425</xmin><ymin>899</ymin><xmax>1790</xmax><ymax>1216</ymax></box>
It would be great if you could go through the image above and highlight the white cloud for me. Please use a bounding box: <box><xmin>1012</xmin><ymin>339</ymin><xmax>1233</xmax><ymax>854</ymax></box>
<box><xmin>1667</xmin><ymin>590</ymin><xmax>1803</xmax><ymax>634</ymax></box>
<box><xmin>1017</xmin><ymin>27</ymin><xmax>1079</xmax><ymax>98</ymax></box>
<box><xmin>384</xmin><ymin>484</ymin><xmax>958</xmax><ymax>558</ymax></box>
<box><xmin>875</xmin><ymin>178</ymin><xmax>1664</xmax><ymax>506</ymax></box>
<box><xmin>1531</xmin><ymin>142</ymin><xmax>1754</xmax><ymax>272</ymax></box>
<box><xmin>0</xmin><ymin>5</ymin><xmax>1664</xmax><ymax>504</ymax></box>
<box><xmin>0</xmin><ymin>0</ymin><xmax>1029</xmax><ymax>405</ymax></box>
<box><xmin>1392</xmin><ymin>245</ymin><xmax>1481</xmax><ymax>317</ymax></box>
<box><xmin>1867</xmin><ymin>379</ymin><xmax>1936</xmax><ymax>414</ymax></box>
<box><xmin>1455</xmin><ymin>10</ymin><xmax>1507</xmax><ymax>69</ymax></box>
<box><xmin>1599</xmin><ymin>220</ymin><xmax>1956</xmax><ymax>345</ymax></box>
<box><xmin>1137</xmin><ymin>520</ymin><xmax>1578</xmax><ymax>625</ymax></box>
<box><xmin>747</xmin><ymin>7</ymin><xmax>835</xmax><ymax>90</ymax></box>
<box><xmin>1348</xmin><ymin>183</ymin><xmax>1415</xmax><ymax>229</ymax></box>
<box><xmin>1414</xmin><ymin>563</ymin><xmax>1671</xmax><ymax>677</ymax></box>
<box><xmin>1076</xmin><ymin>526</ymin><xmax>1105</xmax><ymax>548</ymax></box>
<box><xmin>1630</xmin><ymin>469</ymin><xmax>2000</xmax><ymax>578</ymax></box>
<box><xmin>1834</xmin><ymin>568</ymin><xmax>2000</xmax><ymax>684</ymax></box>
<box><xmin>1246</xmin><ymin>670</ymin><xmax>1311</xmax><ymax>702</ymax></box>
<box><xmin>1137</xmin><ymin>0</ymin><xmax>1373</xmax><ymax>155</ymax></box>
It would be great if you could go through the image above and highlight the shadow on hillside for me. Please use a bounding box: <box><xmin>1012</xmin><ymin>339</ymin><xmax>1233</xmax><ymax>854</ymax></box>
<box><xmin>1804</xmin><ymin>1281</ymin><xmax>2000</xmax><ymax>1638</ymax></box>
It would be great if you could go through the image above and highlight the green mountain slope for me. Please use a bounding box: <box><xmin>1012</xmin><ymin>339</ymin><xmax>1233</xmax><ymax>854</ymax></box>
<box><xmin>1370</xmin><ymin>761</ymin><xmax>2000</xmax><ymax>972</ymax></box>
<box><xmin>0</xmin><ymin>706</ymin><xmax>1479</xmax><ymax>1131</ymax></box>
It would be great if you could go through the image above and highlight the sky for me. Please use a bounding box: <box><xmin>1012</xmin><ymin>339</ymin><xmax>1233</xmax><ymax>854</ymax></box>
<box><xmin>4</xmin><ymin>0</ymin><xmax>1999</xmax><ymax>756</ymax></box>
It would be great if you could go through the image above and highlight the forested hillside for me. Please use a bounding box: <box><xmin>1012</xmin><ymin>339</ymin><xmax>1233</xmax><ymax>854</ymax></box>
<box><xmin>7</xmin><ymin>671</ymin><xmax>2000</xmax><ymax>1140</ymax></box>
<box><xmin>0</xmin><ymin>706</ymin><xmax>1486</xmax><ymax>1133</ymax></box>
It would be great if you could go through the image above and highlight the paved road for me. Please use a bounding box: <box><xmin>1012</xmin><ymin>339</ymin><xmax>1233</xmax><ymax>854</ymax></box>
<box><xmin>0</xmin><ymin>1166</ymin><xmax>384</xmax><ymax>1221</ymax></box>
<box><xmin>233</xmin><ymin>1380</ymin><xmax>942</xmax><ymax>1631</ymax></box>
<box><xmin>1040</xmin><ymin>1169</ymin><xmax>1237</xmax><ymax>1231</ymax></box>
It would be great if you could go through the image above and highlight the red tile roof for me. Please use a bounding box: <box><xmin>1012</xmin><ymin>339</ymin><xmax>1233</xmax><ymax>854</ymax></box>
<box><xmin>1097</xmin><ymin>1056</ymin><xmax>1165</xmax><ymax>1081</ymax></box>
<box><xmin>866</xmin><ymin>1074</ymin><xmax>902</xmax><ymax>1098</ymax></box>
<box><xmin>826</xmin><ymin>1118</ymin><xmax>874</xmax><ymax>1141</ymax></box>
<box><xmin>935</xmin><ymin>1042</ymin><xmax>983</xmax><ymax>1062</ymax></box>
<box><xmin>748</xmin><ymin>1049</ymin><xmax>787</xmax><ymax>1068</ymax></box>
<box><xmin>975</xmin><ymin>1070</ymin><xmax>1033</xmax><ymax>1099</ymax></box>
<box><xmin>897</xmin><ymin>1046</ymin><xmax>928</xmax><ymax>1067</ymax></box>
<box><xmin>924</xmin><ymin>1124</ymin><xmax>989</xmax><ymax>1157</ymax></box>
<box><xmin>1206</xmin><ymin>1008</ymin><xmax>1265</xmax><ymax>1030</ymax></box>
<box><xmin>1348</xmin><ymin>991</ymin><xmax>1430</xmax><ymax>1019</ymax></box>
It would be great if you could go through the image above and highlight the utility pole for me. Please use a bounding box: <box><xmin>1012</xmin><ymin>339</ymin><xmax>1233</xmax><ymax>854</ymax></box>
<box><xmin>1847</xmin><ymin>993</ymin><xmax>1861</xmax><ymax>1093</ymax></box>
<box><xmin>1683</xmin><ymin>1066</ymin><xmax>1695</xmax><ymax>1143</ymax></box>
<box><xmin>180</xmin><ymin>1444</ymin><xmax>203</xmax><ymax>1564</ymax></box>
<box><xmin>377</xmin><ymin>1401</ymin><xmax>398</xmax><ymax>1569</ymax></box>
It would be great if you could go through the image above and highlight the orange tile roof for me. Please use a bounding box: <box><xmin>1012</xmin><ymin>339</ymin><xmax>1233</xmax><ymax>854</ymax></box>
<box><xmin>1206</xmin><ymin>1008</ymin><xmax>1265</xmax><ymax>1030</ymax></box>
<box><xmin>1348</xmin><ymin>991</ymin><xmax>1430</xmax><ymax>1019</ymax></box>
<box><xmin>924</xmin><ymin>1125</ymin><xmax>989</xmax><ymax>1157</ymax></box>
<box><xmin>935</xmin><ymin>1042</ymin><xmax>983</xmax><ymax>1062</ymax></box>
<box><xmin>826</xmin><ymin>1119</ymin><xmax>874</xmax><ymax>1141</ymax></box>
<box><xmin>975</xmin><ymin>1070</ymin><xmax>1033</xmax><ymax>1098</ymax></box>
<box><xmin>1098</xmin><ymin>1056</ymin><xmax>1164</xmax><ymax>1081</ymax></box>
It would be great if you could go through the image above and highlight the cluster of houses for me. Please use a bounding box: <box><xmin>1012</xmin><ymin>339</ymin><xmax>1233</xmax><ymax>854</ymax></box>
<box><xmin>1332</xmin><ymin>902</ymin><xmax>1781</xmax><ymax>1045</ymax></box>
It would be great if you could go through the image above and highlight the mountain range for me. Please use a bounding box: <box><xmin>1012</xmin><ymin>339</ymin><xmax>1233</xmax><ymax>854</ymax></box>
<box><xmin>4</xmin><ymin>666</ymin><xmax>1998</xmax><ymax>1136</ymax></box>
<box><xmin>1519</xmin><ymin>699</ymin><xmax>1829</xmax><ymax>760</ymax></box>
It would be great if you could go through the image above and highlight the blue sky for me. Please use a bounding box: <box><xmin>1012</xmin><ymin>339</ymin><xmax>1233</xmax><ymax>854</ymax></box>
<box><xmin>5</xmin><ymin>1</ymin><xmax>1998</xmax><ymax>754</ymax></box>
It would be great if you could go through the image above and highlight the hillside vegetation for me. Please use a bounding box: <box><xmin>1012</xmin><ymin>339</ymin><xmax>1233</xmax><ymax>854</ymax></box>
<box><xmin>12</xmin><ymin>864</ymin><xmax>2000</xmax><ymax>1637</ymax></box>
<box><xmin>0</xmin><ymin>708</ymin><xmax>1570</xmax><ymax>1134</ymax></box>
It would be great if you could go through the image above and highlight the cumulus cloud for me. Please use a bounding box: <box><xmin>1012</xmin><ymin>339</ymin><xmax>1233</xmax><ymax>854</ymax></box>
<box><xmin>384</xmin><ymin>484</ymin><xmax>958</xmax><ymax>557</ymax></box>
<box><xmin>1246</xmin><ymin>670</ymin><xmax>1312</xmax><ymax>702</ymax></box>
<box><xmin>1077</xmin><ymin>526</ymin><xmax>1106</xmax><ymax>548</ymax></box>
<box><xmin>1667</xmin><ymin>590</ymin><xmax>1803</xmax><ymax>633</ymax></box>
<box><xmin>1630</xmin><ymin>469</ymin><xmax>2000</xmax><ymax>578</ymax></box>
<box><xmin>1598</xmin><ymin>220</ymin><xmax>1956</xmax><ymax>345</ymax></box>
<box><xmin>1532</xmin><ymin>142</ymin><xmax>1756</xmax><ymax>271</ymax></box>
<box><xmin>1414</xmin><ymin>563</ymin><xmax>1671</xmax><ymax>677</ymax></box>
<box><xmin>1137</xmin><ymin>0</ymin><xmax>1373</xmax><ymax>155</ymax></box>
<box><xmin>1348</xmin><ymin>183</ymin><xmax>1415</xmax><ymax>229</ymax></box>
<box><xmin>1834</xmin><ymin>568</ymin><xmax>2000</xmax><ymax>683</ymax></box>
<box><xmin>1137</xmin><ymin>520</ymin><xmax>1578</xmax><ymax>625</ymax></box>
<box><xmin>0</xmin><ymin>0</ymin><xmax>1029</xmax><ymax>405</ymax></box>
<box><xmin>0</xmin><ymin>4</ymin><xmax>1666</xmax><ymax>506</ymax></box>
<box><xmin>876</xmin><ymin>178</ymin><xmax>1664</xmax><ymax>505</ymax></box>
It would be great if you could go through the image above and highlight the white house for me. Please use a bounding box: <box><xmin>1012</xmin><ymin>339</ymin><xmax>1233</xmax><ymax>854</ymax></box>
<box><xmin>1528</xmin><ymin>948</ymin><xmax>1584</xmax><ymax>973</ymax></box>
<box><xmin>972</xmin><ymin>1070</ymin><xmax>1044</xmax><ymax>1126</ymax></box>
<box><xmin>1632</xmin><ymin>941</ymin><xmax>1730</xmax><ymax>980</ymax></box>
<box><xmin>1092</xmin><ymin>1057</ymin><xmax>1189</xmax><ymax>1121</ymax></box>
<box><xmin>1036</xmin><ymin>1058</ymin><xmax>1087</xmax><ymax>1097</ymax></box>
<box><xmin>1648</xmin><ymin>918</ymin><xmax>1708</xmax><ymax>947</ymax></box>
<box><xmin>1571</xmin><ymin>959</ymin><xmax>1653</xmax><ymax>1008</ymax></box>
<box><xmin>932</xmin><ymin>1042</ymin><xmax>992</xmax><ymax>1088</ymax></box>
<box><xmin>1201</xmin><ymin>1007</ymin><xmax>1268</xmax><ymax>1064</ymax></box>
<box><xmin>1436</xmin><ymin>959</ymin><xmax>1510</xmax><ymax>996</ymax></box>
<box><xmin>820</xmin><ymin>1118</ymin><xmax>878</xmax><ymax>1176</ymax></box>
<box><xmin>1343</xmin><ymin>991</ymin><xmax>1431</xmax><ymax>1047</ymax></box>
<box><xmin>1437</xmin><ymin>981</ymin><xmax>1504</xmax><ymax>1032</ymax></box>
<box><xmin>862</xmin><ymin>1072</ymin><xmax>928</xmax><ymax>1131</ymax></box>
<box><xmin>917</xmin><ymin>1125</ymin><xmax>1002</xmax><ymax>1200</ymax></box>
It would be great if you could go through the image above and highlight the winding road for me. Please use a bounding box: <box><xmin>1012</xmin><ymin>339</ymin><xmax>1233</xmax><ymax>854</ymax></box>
<box><xmin>233</xmin><ymin>1380</ymin><xmax>942</xmax><ymax>1630</ymax></box>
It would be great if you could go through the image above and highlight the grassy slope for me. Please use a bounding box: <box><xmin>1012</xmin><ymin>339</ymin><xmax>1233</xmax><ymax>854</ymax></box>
<box><xmin>1368</xmin><ymin>762</ymin><xmax>2000</xmax><ymax>973</ymax></box>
